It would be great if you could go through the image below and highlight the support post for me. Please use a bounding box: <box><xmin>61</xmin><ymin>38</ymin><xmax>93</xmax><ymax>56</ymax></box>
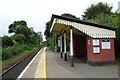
<box><xmin>54</xmin><ymin>34</ymin><xmax>57</xmax><ymax>53</ymax></box>
<box><xmin>70</xmin><ymin>27</ymin><xmax>74</xmax><ymax>67</ymax></box>
<box><xmin>60</xmin><ymin>35</ymin><xmax>63</xmax><ymax>58</ymax></box>
<box><xmin>64</xmin><ymin>31</ymin><xmax>67</xmax><ymax>61</ymax></box>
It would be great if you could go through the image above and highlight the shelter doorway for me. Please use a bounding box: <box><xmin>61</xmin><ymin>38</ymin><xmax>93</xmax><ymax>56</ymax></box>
<box><xmin>73</xmin><ymin>33</ymin><xmax>87</xmax><ymax>63</ymax></box>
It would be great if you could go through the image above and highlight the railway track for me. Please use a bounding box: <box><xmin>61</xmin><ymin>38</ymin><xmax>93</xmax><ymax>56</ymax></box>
<box><xmin>1</xmin><ymin>49</ymin><xmax>41</xmax><ymax>80</ymax></box>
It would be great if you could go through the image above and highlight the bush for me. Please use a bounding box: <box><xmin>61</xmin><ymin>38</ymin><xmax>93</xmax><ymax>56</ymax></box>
<box><xmin>2</xmin><ymin>36</ymin><xmax>14</xmax><ymax>48</ymax></box>
<box><xmin>2</xmin><ymin>48</ymin><xmax>13</xmax><ymax>60</ymax></box>
<box><xmin>11</xmin><ymin>34</ymin><xmax>25</xmax><ymax>44</ymax></box>
<box><xmin>2</xmin><ymin>44</ymin><xmax>38</xmax><ymax>60</ymax></box>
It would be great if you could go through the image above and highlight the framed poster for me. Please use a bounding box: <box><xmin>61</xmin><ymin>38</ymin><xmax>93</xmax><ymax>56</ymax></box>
<box><xmin>102</xmin><ymin>40</ymin><xmax>110</xmax><ymax>49</ymax></box>
<box><xmin>93</xmin><ymin>47</ymin><xmax>100</xmax><ymax>53</ymax></box>
<box><xmin>92</xmin><ymin>39</ymin><xmax>99</xmax><ymax>46</ymax></box>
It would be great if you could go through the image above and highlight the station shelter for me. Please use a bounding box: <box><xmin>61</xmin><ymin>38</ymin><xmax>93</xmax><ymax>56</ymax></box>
<box><xmin>50</xmin><ymin>14</ymin><xmax>116</xmax><ymax>66</ymax></box>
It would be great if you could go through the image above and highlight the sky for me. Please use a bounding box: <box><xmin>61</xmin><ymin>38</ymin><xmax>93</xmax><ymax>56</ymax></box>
<box><xmin>0</xmin><ymin>0</ymin><xmax>119</xmax><ymax>41</ymax></box>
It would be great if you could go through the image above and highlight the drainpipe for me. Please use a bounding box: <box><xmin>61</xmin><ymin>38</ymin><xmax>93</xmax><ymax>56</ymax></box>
<box><xmin>60</xmin><ymin>35</ymin><xmax>63</xmax><ymax>58</ymax></box>
<box><xmin>70</xmin><ymin>27</ymin><xmax>74</xmax><ymax>67</ymax></box>
<box><xmin>64</xmin><ymin>31</ymin><xmax>67</xmax><ymax>61</ymax></box>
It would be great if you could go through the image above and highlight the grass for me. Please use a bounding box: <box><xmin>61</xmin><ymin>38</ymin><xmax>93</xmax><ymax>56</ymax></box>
<box><xmin>2</xmin><ymin>47</ymin><xmax>41</xmax><ymax>72</ymax></box>
<box><xmin>2</xmin><ymin>44</ymin><xmax>34</xmax><ymax>60</ymax></box>
<box><xmin>0</xmin><ymin>60</ymin><xmax>2</xmax><ymax>74</ymax></box>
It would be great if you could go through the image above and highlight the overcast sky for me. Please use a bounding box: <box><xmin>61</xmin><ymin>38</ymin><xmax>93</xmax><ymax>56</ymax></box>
<box><xmin>0</xmin><ymin>0</ymin><xmax>119</xmax><ymax>40</ymax></box>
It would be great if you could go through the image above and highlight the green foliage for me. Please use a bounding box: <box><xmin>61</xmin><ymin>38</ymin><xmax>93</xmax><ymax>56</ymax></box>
<box><xmin>82</xmin><ymin>2</ymin><xmax>112</xmax><ymax>20</ymax></box>
<box><xmin>2</xmin><ymin>48</ymin><xmax>13</xmax><ymax>60</ymax></box>
<box><xmin>61</xmin><ymin>13</ymin><xmax>80</xmax><ymax>19</ymax></box>
<box><xmin>11</xmin><ymin>34</ymin><xmax>25</xmax><ymax>43</ymax></box>
<box><xmin>2</xmin><ymin>20</ymin><xmax>43</xmax><ymax>62</ymax></box>
<box><xmin>47</xmin><ymin>34</ymin><xmax>55</xmax><ymax>49</ymax></box>
<box><xmin>0</xmin><ymin>37</ymin><xmax>2</xmax><ymax>48</ymax></box>
<box><xmin>2</xmin><ymin>44</ymin><xmax>35</xmax><ymax>60</ymax></box>
<box><xmin>44</xmin><ymin>21</ymin><xmax>51</xmax><ymax>40</ymax></box>
<box><xmin>28</xmin><ymin>32</ymin><xmax>43</xmax><ymax>44</ymax></box>
<box><xmin>9</xmin><ymin>20</ymin><xmax>27</xmax><ymax>34</ymax></box>
<box><xmin>8</xmin><ymin>20</ymin><xmax>33</xmax><ymax>38</ymax></box>
<box><xmin>86</xmin><ymin>13</ymin><xmax>118</xmax><ymax>28</ymax></box>
<box><xmin>8</xmin><ymin>20</ymin><xmax>43</xmax><ymax>44</ymax></box>
<box><xmin>42</xmin><ymin>41</ymin><xmax>47</xmax><ymax>47</ymax></box>
<box><xmin>2</xmin><ymin>36</ymin><xmax>14</xmax><ymax>48</ymax></box>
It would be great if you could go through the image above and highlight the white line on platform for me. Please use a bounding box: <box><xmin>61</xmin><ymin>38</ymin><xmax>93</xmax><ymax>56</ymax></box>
<box><xmin>17</xmin><ymin>48</ymin><xmax>43</xmax><ymax>79</ymax></box>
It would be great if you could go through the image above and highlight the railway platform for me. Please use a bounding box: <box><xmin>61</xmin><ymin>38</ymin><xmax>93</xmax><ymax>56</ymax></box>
<box><xmin>18</xmin><ymin>47</ymin><xmax>118</xmax><ymax>79</ymax></box>
<box><xmin>2</xmin><ymin>47</ymin><xmax>118</xmax><ymax>79</ymax></box>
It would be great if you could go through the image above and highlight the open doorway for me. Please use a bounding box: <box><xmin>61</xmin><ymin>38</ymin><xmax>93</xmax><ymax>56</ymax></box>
<box><xmin>73</xmin><ymin>33</ymin><xmax>87</xmax><ymax>63</ymax></box>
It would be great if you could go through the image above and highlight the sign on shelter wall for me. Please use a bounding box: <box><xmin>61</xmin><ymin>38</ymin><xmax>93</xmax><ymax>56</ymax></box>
<box><xmin>92</xmin><ymin>39</ymin><xmax>100</xmax><ymax>46</ymax></box>
<box><xmin>92</xmin><ymin>39</ymin><xmax>100</xmax><ymax>54</ymax></box>
<box><xmin>93</xmin><ymin>47</ymin><xmax>100</xmax><ymax>53</ymax></box>
<box><xmin>102</xmin><ymin>40</ymin><xmax>110</xmax><ymax>49</ymax></box>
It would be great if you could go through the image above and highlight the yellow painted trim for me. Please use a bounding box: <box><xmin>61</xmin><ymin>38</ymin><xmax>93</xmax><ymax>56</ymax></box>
<box><xmin>34</xmin><ymin>47</ymin><xmax>47</xmax><ymax>79</ymax></box>
<box><xmin>43</xmin><ymin>47</ymin><xmax>47</xmax><ymax>80</ymax></box>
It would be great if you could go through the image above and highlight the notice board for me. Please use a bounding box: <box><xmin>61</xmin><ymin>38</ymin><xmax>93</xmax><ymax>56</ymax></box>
<box><xmin>102</xmin><ymin>40</ymin><xmax>110</xmax><ymax>49</ymax></box>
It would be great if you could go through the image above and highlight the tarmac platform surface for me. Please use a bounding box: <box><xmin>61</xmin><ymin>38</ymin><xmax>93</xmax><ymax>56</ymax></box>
<box><xmin>15</xmin><ymin>47</ymin><xmax>118</xmax><ymax>79</ymax></box>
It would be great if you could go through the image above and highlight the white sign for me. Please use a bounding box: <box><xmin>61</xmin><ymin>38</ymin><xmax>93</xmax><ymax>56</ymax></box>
<box><xmin>58</xmin><ymin>37</ymin><xmax>60</xmax><ymax>47</ymax></box>
<box><xmin>88</xmin><ymin>40</ymin><xmax>90</xmax><ymax>45</ymax></box>
<box><xmin>102</xmin><ymin>40</ymin><xmax>110</xmax><ymax>49</ymax></box>
<box><xmin>93</xmin><ymin>47</ymin><xmax>100</xmax><ymax>53</ymax></box>
<box><xmin>92</xmin><ymin>39</ymin><xmax>99</xmax><ymax>46</ymax></box>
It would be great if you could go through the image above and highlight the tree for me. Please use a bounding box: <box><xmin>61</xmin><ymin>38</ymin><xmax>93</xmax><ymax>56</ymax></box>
<box><xmin>44</xmin><ymin>21</ymin><xmax>51</xmax><ymax>40</ymax></box>
<box><xmin>9</xmin><ymin>20</ymin><xmax>27</xmax><ymax>34</ymax></box>
<box><xmin>61</xmin><ymin>13</ymin><xmax>80</xmax><ymax>19</ymax></box>
<box><xmin>2</xmin><ymin>36</ymin><xmax>14</xmax><ymax>48</ymax></box>
<box><xmin>8</xmin><ymin>20</ymin><xmax>41</xmax><ymax>44</ymax></box>
<box><xmin>11</xmin><ymin>34</ymin><xmax>25</xmax><ymax>44</ymax></box>
<box><xmin>8</xmin><ymin>20</ymin><xmax>34</xmax><ymax>38</ymax></box>
<box><xmin>37</xmin><ymin>32</ymin><xmax>43</xmax><ymax>44</ymax></box>
<box><xmin>86</xmin><ymin>13</ymin><xmax>118</xmax><ymax>28</ymax></box>
<box><xmin>82</xmin><ymin>2</ymin><xmax>112</xmax><ymax>20</ymax></box>
<box><xmin>28</xmin><ymin>32</ymin><xmax>43</xmax><ymax>44</ymax></box>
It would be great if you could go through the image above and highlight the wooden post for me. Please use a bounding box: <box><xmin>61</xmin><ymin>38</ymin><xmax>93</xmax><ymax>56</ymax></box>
<box><xmin>55</xmin><ymin>34</ymin><xmax>57</xmax><ymax>53</ymax></box>
<box><xmin>60</xmin><ymin>35</ymin><xmax>63</xmax><ymax>58</ymax></box>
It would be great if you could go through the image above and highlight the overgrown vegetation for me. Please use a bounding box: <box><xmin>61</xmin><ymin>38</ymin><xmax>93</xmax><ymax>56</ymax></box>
<box><xmin>1</xmin><ymin>20</ymin><xmax>44</xmax><ymax>72</ymax></box>
<box><xmin>2</xmin><ymin>20</ymin><xmax>43</xmax><ymax>67</ymax></box>
<box><xmin>2</xmin><ymin>44</ymin><xmax>38</xmax><ymax>60</ymax></box>
<box><xmin>82</xmin><ymin>2</ymin><xmax>112</xmax><ymax>20</ymax></box>
<box><xmin>2</xmin><ymin>47</ymin><xmax>40</xmax><ymax>71</ymax></box>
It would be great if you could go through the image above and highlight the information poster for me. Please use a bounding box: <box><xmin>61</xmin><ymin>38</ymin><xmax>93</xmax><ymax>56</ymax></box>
<box><xmin>102</xmin><ymin>40</ymin><xmax>110</xmax><ymax>49</ymax></box>
<box><xmin>92</xmin><ymin>39</ymin><xmax>99</xmax><ymax>46</ymax></box>
<box><xmin>93</xmin><ymin>47</ymin><xmax>100</xmax><ymax>53</ymax></box>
